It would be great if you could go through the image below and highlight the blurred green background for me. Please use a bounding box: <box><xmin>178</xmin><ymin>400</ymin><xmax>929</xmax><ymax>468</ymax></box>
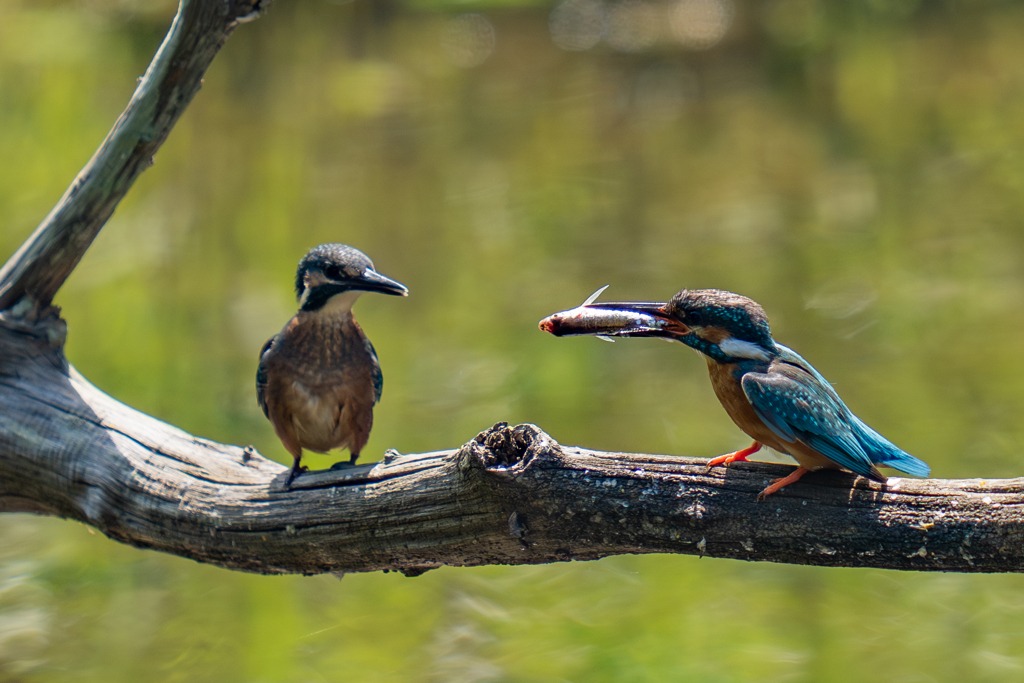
<box><xmin>4</xmin><ymin>0</ymin><xmax>1024</xmax><ymax>680</ymax></box>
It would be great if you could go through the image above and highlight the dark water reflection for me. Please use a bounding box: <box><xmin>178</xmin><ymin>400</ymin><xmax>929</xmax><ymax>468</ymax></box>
<box><xmin>5</xmin><ymin>0</ymin><xmax>1024</xmax><ymax>680</ymax></box>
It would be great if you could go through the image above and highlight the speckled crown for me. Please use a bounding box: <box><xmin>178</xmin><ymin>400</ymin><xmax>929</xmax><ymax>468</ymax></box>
<box><xmin>665</xmin><ymin>289</ymin><xmax>773</xmax><ymax>346</ymax></box>
<box><xmin>294</xmin><ymin>244</ymin><xmax>374</xmax><ymax>297</ymax></box>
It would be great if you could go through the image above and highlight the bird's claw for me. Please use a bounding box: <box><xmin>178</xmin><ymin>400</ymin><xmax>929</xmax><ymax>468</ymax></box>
<box><xmin>755</xmin><ymin>467</ymin><xmax>809</xmax><ymax>500</ymax></box>
<box><xmin>284</xmin><ymin>464</ymin><xmax>309</xmax><ymax>488</ymax></box>
<box><xmin>754</xmin><ymin>484</ymin><xmax>784</xmax><ymax>501</ymax></box>
<box><xmin>706</xmin><ymin>441</ymin><xmax>762</xmax><ymax>472</ymax></box>
<box><xmin>329</xmin><ymin>455</ymin><xmax>360</xmax><ymax>470</ymax></box>
<box><xmin>705</xmin><ymin>454</ymin><xmax>735</xmax><ymax>471</ymax></box>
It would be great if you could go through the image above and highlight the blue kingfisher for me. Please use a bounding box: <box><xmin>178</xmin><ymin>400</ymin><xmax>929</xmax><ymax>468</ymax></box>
<box><xmin>257</xmin><ymin>244</ymin><xmax>408</xmax><ymax>487</ymax></box>
<box><xmin>540</xmin><ymin>288</ymin><xmax>930</xmax><ymax>498</ymax></box>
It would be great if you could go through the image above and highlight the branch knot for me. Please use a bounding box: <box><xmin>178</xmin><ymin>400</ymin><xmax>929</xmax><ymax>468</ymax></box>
<box><xmin>0</xmin><ymin>302</ymin><xmax>68</xmax><ymax>366</ymax></box>
<box><xmin>472</xmin><ymin>422</ymin><xmax>547</xmax><ymax>469</ymax></box>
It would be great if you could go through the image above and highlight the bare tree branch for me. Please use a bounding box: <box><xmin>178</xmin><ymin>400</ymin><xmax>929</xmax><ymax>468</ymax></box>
<box><xmin>2</xmin><ymin>0</ymin><xmax>1021</xmax><ymax>578</ymax></box>
<box><xmin>0</xmin><ymin>0</ymin><xmax>269</xmax><ymax>312</ymax></box>
<box><xmin>0</xmin><ymin>316</ymin><xmax>1020</xmax><ymax>575</ymax></box>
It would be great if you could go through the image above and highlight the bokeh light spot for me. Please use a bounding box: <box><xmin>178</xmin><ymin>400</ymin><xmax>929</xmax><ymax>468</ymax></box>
<box><xmin>606</xmin><ymin>0</ymin><xmax>662</xmax><ymax>53</ymax></box>
<box><xmin>442</xmin><ymin>13</ymin><xmax>496</xmax><ymax>68</ymax></box>
<box><xmin>549</xmin><ymin>0</ymin><xmax>606</xmax><ymax>52</ymax></box>
<box><xmin>670</xmin><ymin>0</ymin><xmax>734</xmax><ymax>50</ymax></box>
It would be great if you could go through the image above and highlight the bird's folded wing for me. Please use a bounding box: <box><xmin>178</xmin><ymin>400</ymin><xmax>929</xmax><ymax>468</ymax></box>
<box><xmin>256</xmin><ymin>336</ymin><xmax>276</xmax><ymax>419</ymax></box>
<box><xmin>740</xmin><ymin>365</ymin><xmax>878</xmax><ymax>479</ymax></box>
<box><xmin>363</xmin><ymin>337</ymin><xmax>383</xmax><ymax>405</ymax></box>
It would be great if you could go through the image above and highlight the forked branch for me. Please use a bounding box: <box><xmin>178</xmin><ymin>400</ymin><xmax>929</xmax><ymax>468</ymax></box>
<box><xmin>1</xmin><ymin>0</ymin><xmax>1022</xmax><ymax>577</ymax></box>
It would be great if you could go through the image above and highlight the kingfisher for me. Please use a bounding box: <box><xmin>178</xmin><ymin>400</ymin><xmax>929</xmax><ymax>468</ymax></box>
<box><xmin>540</xmin><ymin>288</ymin><xmax>930</xmax><ymax>498</ymax></box>
<box><xmin>257</xmin><ymin>244</ymin><xmax>408</xmax><ymax>487</ymax></box>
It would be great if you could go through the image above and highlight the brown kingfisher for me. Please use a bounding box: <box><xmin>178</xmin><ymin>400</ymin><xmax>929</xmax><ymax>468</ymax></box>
<box><xmin>257</xmin><ymin>243</ymin><xmax>408</xmax><ymax>487</ymax></box>
<box><xmin>540</xmin><ymin>287</ymin><xmax>930</xmax><ymax>498</ymax></box>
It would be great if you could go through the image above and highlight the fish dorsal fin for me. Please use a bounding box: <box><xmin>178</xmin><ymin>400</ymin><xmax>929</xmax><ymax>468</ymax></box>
<box><xmin>582</xmin><ymin>285</ymin><xmax>610</xmax><ymax>306</ymax></box>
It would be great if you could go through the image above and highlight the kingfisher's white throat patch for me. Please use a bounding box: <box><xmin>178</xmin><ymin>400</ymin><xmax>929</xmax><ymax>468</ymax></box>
<box><xmin>319</xmin><ymin>289</ymin><xmax>362</xmax><ymax>316</ymax></box>
<box><xmin>719</xmin><ymin>336</ymin><xmax>771</xmax><ymax>361</ymax></box>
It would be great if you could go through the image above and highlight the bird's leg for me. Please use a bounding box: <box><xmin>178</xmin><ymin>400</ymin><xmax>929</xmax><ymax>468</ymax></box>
<box><xmin>756</xmin><ymin>467</ymin><xmax>809</xmax><ymax>500</ymax></box>
<box><xmin>285</xmin><ymin>456</ymin><xmax>308</xmax><ymax>488</ymax></box>
<box><xmin>329</xmin><ymin>451</ymin><xmax>360</xmax><ymax>470</ymax></box>
<box><xmin>706</xmin><ymin>441</ymin><xmax>762</xmax><ymax>470</ymax></box>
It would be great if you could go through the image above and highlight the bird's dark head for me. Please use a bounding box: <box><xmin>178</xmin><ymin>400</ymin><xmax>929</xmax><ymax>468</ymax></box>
<box><xmin>295</xmin><ymin>243</ymin><xmax>408</xmax><ymax>313</ymax></box>
<box><xmin>661</xmin><ymin>289</ymin><xmax>777</xmax><ymax>362</ymax></box>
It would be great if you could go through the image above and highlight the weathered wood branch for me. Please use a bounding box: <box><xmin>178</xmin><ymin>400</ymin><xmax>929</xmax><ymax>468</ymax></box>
<box><xmin>2</xmin><ymin>316</ymin><xmax>1022</xmax><ymax>575</ymax></box>
<box><xmin>0</xmin><ymin>0</ymin><xmax>269</xmax><ymax>312</ymax></box>
<box><xmin>2</xmin><ymin>0</ymin><xmax>1023</xmax><ymax>577</ymax></box>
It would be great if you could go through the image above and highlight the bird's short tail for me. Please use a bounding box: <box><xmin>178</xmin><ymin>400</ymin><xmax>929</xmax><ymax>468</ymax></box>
<box><xmin>854</xmin><ymin>417</ymin><xmax>931</xmax><ymax>477</ymax></box>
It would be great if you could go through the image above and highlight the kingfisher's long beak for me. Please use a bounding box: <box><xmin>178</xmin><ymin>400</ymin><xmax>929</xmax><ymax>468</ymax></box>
<box><xmin>345</xmin><ymin>269</ymin><xmax>409</xmax><ymax>297</ymax></box>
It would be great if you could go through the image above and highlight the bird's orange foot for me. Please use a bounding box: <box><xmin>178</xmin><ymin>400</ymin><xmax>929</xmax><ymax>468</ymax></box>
<box><xmin>756</xmin><ymin>467</ymin><xmax>809</xmax><ymax>500</ymax></box>
<box><xmin>706</xmin><ymin>441</ymin><xmax>762</xmax><ymax>471</ymax></box>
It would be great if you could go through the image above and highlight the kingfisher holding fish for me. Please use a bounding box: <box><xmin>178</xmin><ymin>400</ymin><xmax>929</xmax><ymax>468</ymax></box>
<box><xmin>539</xmin><ymin>287</ymin><xmax>929</xmax><ymax>498</ymax></box>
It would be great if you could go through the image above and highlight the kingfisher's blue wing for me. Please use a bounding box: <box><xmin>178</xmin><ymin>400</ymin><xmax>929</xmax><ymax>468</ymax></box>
<box><xmin>740</xmin><ymin>363</ymin><xmax>880</xmax><ymax>480</ymax></box>
<box><xmin>763</xmin><ymin>345</ymin><xmax>929</xmax><ymax>477</ymax></box>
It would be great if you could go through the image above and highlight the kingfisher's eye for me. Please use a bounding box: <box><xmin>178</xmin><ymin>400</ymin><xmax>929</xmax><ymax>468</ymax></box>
<box><xmin>687</xmin><ymin>310</ymin><xmax>703</xmax><ymax>325</ymax></box>
<box><xmin>325</xmin><ymin>266</ymin><xmax>344</xmax><ymax>281</ymax></box>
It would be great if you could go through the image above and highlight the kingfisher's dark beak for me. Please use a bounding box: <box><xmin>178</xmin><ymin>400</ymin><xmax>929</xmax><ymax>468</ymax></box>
<box><xmin>345</xmin><ymin>269</ymin><xmax>409</xmax><ymax>297</ymax></box>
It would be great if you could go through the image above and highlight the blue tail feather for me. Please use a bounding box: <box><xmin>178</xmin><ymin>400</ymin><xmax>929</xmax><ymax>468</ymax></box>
<box><xmin>852</xmin><ymin>417</ymin><xmax>930</xmax><ymax>477</ymax></box>
<box><xmin>770</xmin><ymin>345</ymin><xmax>930</xmax><ymax>478</ymax></box>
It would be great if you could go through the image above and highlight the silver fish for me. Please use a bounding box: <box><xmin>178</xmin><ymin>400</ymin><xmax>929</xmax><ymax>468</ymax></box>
<box><xmin>538</xmin><ymin>286</ymin><xmax>675</xmax><ymax>341</ymax></box>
